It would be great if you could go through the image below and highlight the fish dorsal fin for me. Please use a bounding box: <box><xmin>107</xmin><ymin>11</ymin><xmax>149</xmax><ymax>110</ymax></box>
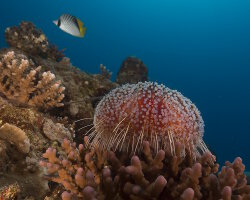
<box><xmin>76</xmin><ymin>18</ymin><xmax>86</xmax><ymax>37</ymax></box>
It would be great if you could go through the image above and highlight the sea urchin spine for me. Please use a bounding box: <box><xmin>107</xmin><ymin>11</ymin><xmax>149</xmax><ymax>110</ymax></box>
<box><xmin>89</xmin><ymin>82</ymin><xmax>209</xmax><ymax>158</ymax></box>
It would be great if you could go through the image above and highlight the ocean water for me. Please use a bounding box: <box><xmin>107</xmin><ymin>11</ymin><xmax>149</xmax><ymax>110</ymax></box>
<box><xmin>0</xmin><ymin>0</ymin><xmax>249</xmax><ymax>170</ymax></box>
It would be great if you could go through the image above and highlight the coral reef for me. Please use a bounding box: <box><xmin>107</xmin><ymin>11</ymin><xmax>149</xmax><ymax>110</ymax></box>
<box><xmin>91</xmin><ymin>81</ymin><xmax>207</xmax><ymax>159</ymax></box>
<box><xmin>3</xmin><ymin>21</ymin><xmax>118</xmax><ymax>124</ymax></box>
<box><xmin>0</xmin><ymin>21</ymin><xmax>117</xmax><ymax>199</ymax></box>
<box><xmin>0</xmin><ymin>51</ymin><xmax>65</xmax><ymax>110</ymax></box>
<box><xmin>5</xmin><ymin>21</ymin><xmax>65</xmax><ymax>61</ymax></box>
<box><xmin>1</xmin><ymin>20</ymin><xmax>249</xmax><ymax>200</ymax></box>
<box><xmin>116</xmin><ymin>56</ymin><xmax>148</xmax><ymax>84</ymax></box>
<box><xmin>41</xmin><ymin>138</ymin><xmax>250</xmax><ymax>200</ymax></box>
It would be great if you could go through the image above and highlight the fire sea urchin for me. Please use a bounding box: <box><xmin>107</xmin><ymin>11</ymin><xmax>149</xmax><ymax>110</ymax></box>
<box><xmin>90</xmin><ymin>82</ymin><xmax>210</xmax><ymax>158</ymax></box>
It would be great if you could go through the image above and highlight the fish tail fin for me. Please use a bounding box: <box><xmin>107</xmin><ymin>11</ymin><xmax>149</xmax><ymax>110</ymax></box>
<box><xmin>80</xmin><ymin>27</ymin><xmax>86</xmax><ymax>37</ymax></box>
<box><xmin>76</xmin><ymin>18</ymin><xmax>86</xmax><ymax>37</ymax></box>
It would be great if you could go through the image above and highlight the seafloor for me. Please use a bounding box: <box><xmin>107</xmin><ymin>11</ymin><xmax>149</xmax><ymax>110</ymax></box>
<box><xmin>0</xmin><ymin>21</ymin><xmax>249</xmax><ymax>200</ymax></box>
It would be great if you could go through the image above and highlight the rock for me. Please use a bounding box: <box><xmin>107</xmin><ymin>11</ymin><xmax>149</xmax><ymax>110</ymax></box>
<box><xmin>42</xmin><ymin>118</ymin><xmax>73</xmax><ymax>143</ymax></box>
<box><xmin>116</xmin><ymin>56</ymin><xmax>148</xmax><ymax>84</ymax></box>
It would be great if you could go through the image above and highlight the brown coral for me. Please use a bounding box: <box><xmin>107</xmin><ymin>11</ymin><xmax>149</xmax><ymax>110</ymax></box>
<box><xmin>0</xmin><ymin>51</ymin><xmax>65</xmax><ymax>110</ymax></box>
<box><xmin>5</xmin><ymin>21</ymin><xmax>65</xmax><ymax>61</ymax></box>
<box><xmin>41</xmin><ymin>138</ymin><xmax>250</xmax><ymax>200</ymax></box>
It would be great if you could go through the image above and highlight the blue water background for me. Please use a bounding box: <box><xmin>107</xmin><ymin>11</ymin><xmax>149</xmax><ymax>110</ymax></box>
<box><xmin>1</xmin><ymin>0</ymin><xmax>250</xmax><ymax>170</ymax></box>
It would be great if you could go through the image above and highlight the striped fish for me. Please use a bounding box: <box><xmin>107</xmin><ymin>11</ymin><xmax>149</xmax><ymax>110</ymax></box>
<box><xmin>53</xmin><ymin>14</ymin><xmax>86</xmax><ymax>38</ymax></box>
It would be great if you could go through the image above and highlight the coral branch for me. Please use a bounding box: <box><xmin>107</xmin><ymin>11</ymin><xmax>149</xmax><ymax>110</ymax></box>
<box><xmin>0</xmin><ymin>51</ymin><xmax>65</xmax><ymax>110</ymax></box>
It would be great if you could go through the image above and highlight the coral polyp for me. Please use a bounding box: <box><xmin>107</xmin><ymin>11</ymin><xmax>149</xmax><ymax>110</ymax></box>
<box><xmin>90</xmin><ymin>81</ymin><xmax>209</xmax><ymax>158</ymax></box>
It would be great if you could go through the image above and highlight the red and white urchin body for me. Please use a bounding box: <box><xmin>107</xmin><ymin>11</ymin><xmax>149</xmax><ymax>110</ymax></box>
<box><xmin>90</xmin><ymin>82</ymin><xmax>209</xmax><ymax>158</ymax></box>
